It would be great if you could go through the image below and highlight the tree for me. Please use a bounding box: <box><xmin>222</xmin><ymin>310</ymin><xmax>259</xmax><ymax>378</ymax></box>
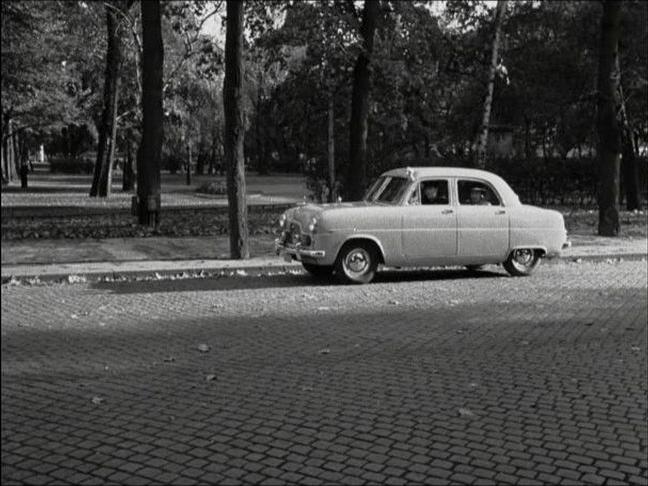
<box><xmin>346</xmin><ymin>0</ymin><xmax>380</xmax><ymax>201</ymax></box>
<box><xmin>474</xmin><ymin>0</ymin><xmax>507</xmax><ymax>169</ymax></box>
<box><xmin>90</xmin><ymin>0</ymin><xmax>129</xmax><ymax>197</ymax></box>
<box><xmin>136</xmin><ymin>0</ymin><xmax>164</xmax><ymax>226</ymax></box>
<box><xmin>596</xmin><ymin>0</ymin><xmax>623</xmax><ymax>236</ymax></box>
<box><xmin>223</xmin><ymin>0</ymin><xmax>250</xmax><ymax>259</ymax></box>
<box><xmin>1</xmin><ymin>1</ymin><xmax>85</xmax><ymax>181</ymax></box>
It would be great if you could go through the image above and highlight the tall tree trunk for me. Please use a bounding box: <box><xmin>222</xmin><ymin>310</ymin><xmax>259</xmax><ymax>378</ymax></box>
<box><xmin>223</xmin><ymin>0</ymin><xmax>249</xmax><ymax>259</ymax></box>
<box><xmin>346</xmin><ymin>0</ymin><xmax>379</xmax><ymax>201</ymax></box>
<box><xmin>90</xmin><ymin>1</ymin><xmax>124</xmax><ymax>198</ymax></box>
<box><xmin>123</xmin><ymin>133</ymin><xmax>134</xmax><ymax>191</ymax></box>
<box><xmin>185</xmin><ymin>142</ymin><xmax>192</xmax><ymax>186</ymax></box>
<box><xmin>616</xmin><ymin>60</ymin><xmax>640</xmax><ymax>211</ymax></box>
<box><xmin>327</xmin><ymin>93</ymin><xmax>336</xmax><ymax>202</ymax></box>
<box><xmin>136</xmin><ymin>0</ymin><xmax>163</xmax><ymax>226</ymax></box>
<box><xmin>474</xmin><ymin>0</ymin><xmax>508</xmax><ymax>169</ymax></box>
<box><xmin>6</xmin><ymin>120</ymin><xmax>16</xmax><ymax>182</ymax></box>
<box><xmin>596</xmin><ymin>0</ymin><xmax>622</xmax><ymax>236</ymax></box>
<box><xmin>12</xmin><ymin>130</ymin><xmax>20</xmax><ymax>178</ymax></box>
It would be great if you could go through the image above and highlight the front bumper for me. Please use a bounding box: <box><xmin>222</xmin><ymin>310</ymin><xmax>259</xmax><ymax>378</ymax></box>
<box><xmin>275</xmin><ymin>239</ymin><xmax>326</xmax><ymax>261</ymax></box>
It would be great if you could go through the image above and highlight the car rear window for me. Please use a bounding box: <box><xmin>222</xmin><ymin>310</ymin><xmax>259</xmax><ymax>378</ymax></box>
<box><xmin>458</xmin><ymin>180</ymin><xmax>502</xmax><ymax>205</ymax></box>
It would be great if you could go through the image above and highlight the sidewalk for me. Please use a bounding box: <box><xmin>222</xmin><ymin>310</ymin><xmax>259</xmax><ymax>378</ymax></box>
<box><xmin>1</xmin><ymin>234</ymin><xmax>646</xmax><ymax>282</ymax></box>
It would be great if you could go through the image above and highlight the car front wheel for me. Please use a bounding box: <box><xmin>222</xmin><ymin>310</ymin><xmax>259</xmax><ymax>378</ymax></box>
<box><xmin>302</xmin><ymin>263</ymin><xmax>334</xmax><ymax>278</ymax></box>
<box><xmin>503</xmin><ymin>248</ymin><xmax>541</xmax><ymax>276</ymax></box>
<box><xmin>335</xmin><ymin>242</ymin><xmax>378</xmax><ymax>284</ymax></box>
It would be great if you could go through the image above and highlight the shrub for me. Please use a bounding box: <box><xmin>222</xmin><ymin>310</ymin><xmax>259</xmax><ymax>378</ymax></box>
<box><xmin>48</xmin><ymin>155</ymin><xmax>94</xmax><ymax>174</ymax></box>
<box><xmin>196</xmin><ymin>181</ymin><xmax>227</xmax><ymax>195</ymax></box>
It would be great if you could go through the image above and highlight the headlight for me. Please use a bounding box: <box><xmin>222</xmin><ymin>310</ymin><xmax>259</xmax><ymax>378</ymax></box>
<box><xmin>307</xmin><ymin>217</ymin><xmax>318</xmax><ymax>233</ymax></box>
<box><xmin>278</xmin><ymin>213</ymin><xmax>287</xmax><ymax>229</ymax></box>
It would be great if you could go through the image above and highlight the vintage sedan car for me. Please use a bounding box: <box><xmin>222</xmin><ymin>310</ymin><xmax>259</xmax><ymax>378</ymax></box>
<box><xmin>275</xmin><ymin>167</ymin><xmax>570</xmax><ymax>284</ymax></box>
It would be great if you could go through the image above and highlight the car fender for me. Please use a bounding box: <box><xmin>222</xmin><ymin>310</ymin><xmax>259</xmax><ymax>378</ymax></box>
<box><xmin>336</xmin><ymin>233</ymin><xmax>387</xmax><ymax>264</ymax></box>
<box><xmin>509</xmin><ymin>245</ymin><xmax>548</xmax><ymax>257</ymax></box>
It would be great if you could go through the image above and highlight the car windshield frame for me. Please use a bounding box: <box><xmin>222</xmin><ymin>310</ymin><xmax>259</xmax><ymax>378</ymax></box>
<box><xmin>363</xmin><ymin>176</ymin><xmax>411</xmax><ymax>205</ymax></box>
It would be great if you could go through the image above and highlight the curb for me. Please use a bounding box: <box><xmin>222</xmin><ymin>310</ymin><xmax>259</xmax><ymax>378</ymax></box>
<box><xmin>544</xmin><ymin>252</ymin><xmax>647</xmax><ymax>265</ymax></box>
<box><xmin>2</xmin><ymin>252</ymin><xmax>646</xmax><ymax>285</ymax></box>
<box><xmin>1</xmin><ymin>263</ymin><xmax>302</xmax><ymax>285</ymax></box>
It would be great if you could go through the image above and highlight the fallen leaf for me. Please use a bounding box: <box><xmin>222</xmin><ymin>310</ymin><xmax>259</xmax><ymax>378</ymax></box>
<box><xmin>458</xmin><ymin>408</ymin><xmax>475</xmax><ymax>417</ymax></box>
<box><xmin>631</xmin><ymin>346</ymin><xmax>640</xmax><ymax>352</ymax></box>
<box><xmin>205</xmin><ymin>374</ymin><xmax>217</xmax><ymax>381</ymax></box>
<box><xmin>197</xmin><ymin>343</ymin><xmax>211</xmax><ymax>353</ymax></box>
<box><xmin>91</xmin><ymin>396</ymin><xmax>105</xmax><ymax>405</ymax></box>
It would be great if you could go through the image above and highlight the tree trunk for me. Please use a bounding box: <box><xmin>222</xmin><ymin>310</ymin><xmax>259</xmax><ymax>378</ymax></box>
<box><xmin>123</xmin><ymin>134</ymin><xmax>134</xmax><ymax>191</ymax></box>
<box><xmin>474</xmin><ymin>0</ymin><xmax>508</xmax><ymax>169</ymax></box>
<box><xmin>6</xmin><ymin>120</ymin><xmax>16</xmax><ymax>182</ymax></box>
<box><xmin>346</xmin><ymin>0</ymin><xmax>379</xmax><ymax>201</ymax></box>
<box><xmin>90</xmin><ymin>1</ymin><xmax>125</xmax><ymax>198</ymax></box>
<box><xmin>596</xmin><ymin>0</ymin><xmax>622</xmax><ymax>236</ymax></box>
<box><xmin>12</xmin><ymin>130</ymin><xmax>20</xmax><ymax>179</ymax></box>
<box><xmin>136</xmin><ymin>0</ymin><xmax>163</xmax><ymax>226</ymax></box>
<box><xmin>223</xmin><ymin>0</ymin><xmax>249</xmax><ymax>259</ymax></box>
<box><xmin>2</xmin><ymin>119</ymin><xmax>13</xmax><ymax>183</ymax></box>
<box><xmin>186</xmin><ymin>142</ymin><xmax>192</xmax><ymax>186</ymax></box>
<box><xmin>616</xmin><ymin>60</ymin><xmax>641</xmax><ymax>211</ymax></box>
<box><xmin>327</xmin><ymin>93</ymin><xmax>336</xmax><ymax>202</ymax></box>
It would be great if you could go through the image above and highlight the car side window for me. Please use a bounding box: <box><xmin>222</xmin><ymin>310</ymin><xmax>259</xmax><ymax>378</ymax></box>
<box><xmin>418</xmin><ymin>180</ymin><xmax>450</xmax><ymax>205</ymax></box>
<box><xmin>458</xmin><ymin>180</ymin><xmax>501</xmax><ymax>206</ymax></box>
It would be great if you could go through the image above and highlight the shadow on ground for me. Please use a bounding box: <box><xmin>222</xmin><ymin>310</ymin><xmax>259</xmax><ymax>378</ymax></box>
<box><xmin>91</xmin><ymin>268</ymin><xmax>506</xmax><ymax>294</ymax></box>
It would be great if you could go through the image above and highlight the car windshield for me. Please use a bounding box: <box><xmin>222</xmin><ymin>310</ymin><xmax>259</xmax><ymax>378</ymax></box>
<box><xmin>363</xmin><ymin>176</ymin><xmax>411</xmax><ymax>204</ymax></box>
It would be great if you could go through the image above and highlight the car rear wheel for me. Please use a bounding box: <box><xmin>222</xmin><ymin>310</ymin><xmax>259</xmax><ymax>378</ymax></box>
<box><xmin>302</xmin><ymin>263</ymin><xmax>334</xmax><ymax>278</ymax></box>
<box><xmin>335</xmin><ymin>241</ymin><xmax>378</xmax><ymax>284</ymax></box>
<box><xmin>503</xmin><ymin>248</ymin><xmax>541</xmax><ymax>276</ymax></box>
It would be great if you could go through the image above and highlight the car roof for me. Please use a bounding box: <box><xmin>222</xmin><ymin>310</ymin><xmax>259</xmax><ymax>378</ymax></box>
<box><xmin>383</xmin><ymin>166</ymin><xmax>496</xmax><ymax>179</ymax></box>
<box><xmin>381</xmin><ymin>166</ymin><xmax>521</xmax><ymax>206</ymax></box>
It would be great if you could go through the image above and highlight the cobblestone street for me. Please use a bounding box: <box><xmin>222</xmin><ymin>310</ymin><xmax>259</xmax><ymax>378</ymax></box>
<box><xmin>2</xmin><ymin>260</ymin><xmax>647</xmax><ymax>485</ymax></box>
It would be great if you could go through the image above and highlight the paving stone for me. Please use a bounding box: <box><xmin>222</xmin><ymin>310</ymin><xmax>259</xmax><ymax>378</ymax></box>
<box><xmin>1</xmin><ymin>262</ymin><xmax>646</xmax><ymax>486</ymax></box>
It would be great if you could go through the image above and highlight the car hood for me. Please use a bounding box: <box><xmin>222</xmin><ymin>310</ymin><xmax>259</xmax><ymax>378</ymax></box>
<box><xmin>286</xmin><ymin>201</ymin><xmax>376</xmax><ymax>227</ymax></box>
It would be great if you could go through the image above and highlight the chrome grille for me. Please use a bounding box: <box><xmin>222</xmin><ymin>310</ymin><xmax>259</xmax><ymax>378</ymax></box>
<box><xmin>288</xmin><ymin>222</ymin><xmax>301</xmax><ymax>245</ymax></box>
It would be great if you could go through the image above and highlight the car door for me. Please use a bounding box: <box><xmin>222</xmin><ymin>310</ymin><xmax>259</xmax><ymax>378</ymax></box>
<box><xmin>455</xmin><ymin>178</ymin><xmax>509</xmax><ymax>261</ymax></box>
<box><xmin>401</xmin><ymin>178</ymin><xmax>457</xmax><ymax>264</ymax></box>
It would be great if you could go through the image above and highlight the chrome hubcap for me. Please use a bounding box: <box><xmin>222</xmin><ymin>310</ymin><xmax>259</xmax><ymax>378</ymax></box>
<box><xmin>345</xmin><ymin>248</ymin><xmax>370</xmax><ymax>275</ymax></box>
<box><xmin>513</xmin><ymin>249</ymin><xmax>533</xmax><ymax>267</ymax></box>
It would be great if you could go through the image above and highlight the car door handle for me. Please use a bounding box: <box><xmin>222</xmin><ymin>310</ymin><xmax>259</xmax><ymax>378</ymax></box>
<box><xmin>441</xmin><ymin>209</ymin><xmax>454</xmax><ymax>215</ymax></box>
<box><xmin>495</xmin><ymin>209</ymin><xmax>506</xmax><ymax>215</ymax></box>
